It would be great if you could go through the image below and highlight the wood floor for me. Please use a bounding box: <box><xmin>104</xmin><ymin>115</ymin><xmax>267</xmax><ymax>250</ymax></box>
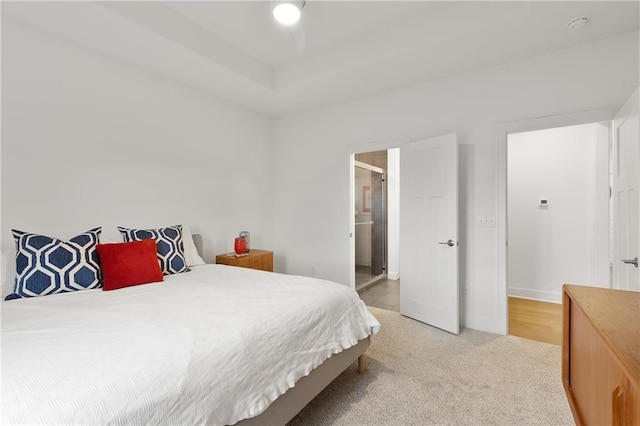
<box><xmin>508</xmin><ymin>296</ymin><xmax>563</xmax><ymax>346</ymax></box>
<box><xmin>359</xmin><ymin>286</ymin><xmax>562</xmax><ymax>346</ymax></box>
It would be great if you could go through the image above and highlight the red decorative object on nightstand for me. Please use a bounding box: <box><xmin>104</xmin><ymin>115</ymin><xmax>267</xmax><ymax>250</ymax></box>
<box><xmin>234</xmin><ymin>237</ymin><xmax>247</xmax><ymax>254</ymax></box>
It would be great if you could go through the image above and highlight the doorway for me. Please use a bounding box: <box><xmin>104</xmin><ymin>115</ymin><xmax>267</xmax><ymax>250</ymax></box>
<box><xmin>354</xmin><ymin>154</ymin><xmax>386</xmax><ymax>289</ymax></box>
<box><xmin>353</xmin><ymin>149</ymin><xmax>401</xmax><ymax>312</ymax></box>
<box><xmin>350</xmin><ymin>133</ymin><xmax>460</xmax><ymax>335</ymax></box>
<box><xmin>497</xmin><ymin>107</ymin><xmax>620</xmax><ymax>335</ymax></box>
<box><xmin>505</xmin><ymin>120</ymin><xmax>611</xmax><ymax>344</ymax></box>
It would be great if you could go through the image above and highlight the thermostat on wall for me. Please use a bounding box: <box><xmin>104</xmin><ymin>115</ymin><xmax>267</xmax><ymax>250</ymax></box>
<box><xmin>539</xmin><ymin>198</ymin><xmax>549</xmax><ymax>208</ymax></box>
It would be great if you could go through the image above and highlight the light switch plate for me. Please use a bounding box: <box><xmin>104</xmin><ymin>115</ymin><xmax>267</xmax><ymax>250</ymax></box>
<box><xmin>477</xmin><ymin>216</ymin><xmax>496</xmax><ymax>227</ymax></box>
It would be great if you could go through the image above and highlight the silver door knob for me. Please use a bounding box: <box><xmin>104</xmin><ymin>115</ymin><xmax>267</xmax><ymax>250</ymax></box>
<box><xmin>438</xmin><ymin>239</ymin><xmax>455</xmax><ymax>247</ymax></box>
<box><xmin>621</xmin><ymin>257</ymin><xmax>638</xmax><ymax>268</ymax></box>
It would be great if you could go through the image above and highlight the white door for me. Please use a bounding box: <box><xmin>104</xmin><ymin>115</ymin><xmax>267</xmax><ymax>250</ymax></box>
<box><xmin>613</xmin><ymin>88</ymin><xmax>640</xmax><ymax>291</ymax></box>
<box><xmin>400</xmin><ymin>133</ymin><xmax>459</xmax><ymax>334</ymax></box>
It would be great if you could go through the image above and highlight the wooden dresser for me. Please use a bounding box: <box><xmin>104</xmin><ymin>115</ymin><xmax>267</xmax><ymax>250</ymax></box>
<box><xmin>215</xmin><ymin>249</ymin><xmax>273</xmax><ymax>272</ymax></box>
<box><xmin>562</xmin><ymin>285</ymin><xmax>640</xmax><ymax>425</ymax></box>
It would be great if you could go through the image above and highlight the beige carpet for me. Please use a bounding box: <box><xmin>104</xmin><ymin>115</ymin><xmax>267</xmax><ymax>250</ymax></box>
<box><xmin>288</xmin><ymin>307</ymin><xmax>573</xmax><ymax>425</ymax></box>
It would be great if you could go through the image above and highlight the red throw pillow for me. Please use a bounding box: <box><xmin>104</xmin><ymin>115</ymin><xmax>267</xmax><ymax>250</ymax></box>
<box><xmin>97</xmin><ymin>239</ymin><xmax>163</xmax><ymax>291</ymax></box>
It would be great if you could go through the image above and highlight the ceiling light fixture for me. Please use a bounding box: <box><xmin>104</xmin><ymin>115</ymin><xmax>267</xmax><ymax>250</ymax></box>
<box><xmin>273</xmin><ymin>1</ymin><xmax>305</xmax><ymax>26</ymax></box>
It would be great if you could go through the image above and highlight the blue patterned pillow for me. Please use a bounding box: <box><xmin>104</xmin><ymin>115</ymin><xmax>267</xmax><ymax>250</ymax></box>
<box><xmin>118</xmin><ymin>225</ymin><xmax>190</xmax><ymax>275</ymax></box>
<box><xmin>6</xmin><ymin>227</ymin><xmax>102</xmax><ymax>300</ymax></box>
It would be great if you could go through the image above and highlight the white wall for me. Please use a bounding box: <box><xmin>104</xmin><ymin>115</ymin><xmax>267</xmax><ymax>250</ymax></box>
<box><xmin>507</xmin><ymin>123</ymin><xmax>610</xmax><ymax>303</ymax></box>
<box><xmin>273</xmin><ymin>32</ymin><xmax>639</xmax><ymax>333</ymax></box>
<box><xmin>1</xmin><ymin>21</ymin><xmax>274</xmax><ymax>262</ymax></box>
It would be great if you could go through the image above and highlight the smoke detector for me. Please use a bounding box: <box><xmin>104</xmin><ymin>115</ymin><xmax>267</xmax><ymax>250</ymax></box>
<box><xmin>567</xmin><ymin>16</ymin><xmax>589</xmax><ymax>31</ymax></box>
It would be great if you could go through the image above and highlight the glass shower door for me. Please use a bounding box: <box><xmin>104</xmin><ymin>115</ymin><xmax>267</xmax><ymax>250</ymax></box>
<box><xmin>355</xmin><ymin>164</ymin><xmax>385</xmax><ymax>288</ymax></box>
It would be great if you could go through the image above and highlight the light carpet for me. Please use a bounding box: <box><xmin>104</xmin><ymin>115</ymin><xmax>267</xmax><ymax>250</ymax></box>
<box><xmin>288</xmin><ymin>307</ymin><xmax>573</xmax><ymax>425</ymax></box>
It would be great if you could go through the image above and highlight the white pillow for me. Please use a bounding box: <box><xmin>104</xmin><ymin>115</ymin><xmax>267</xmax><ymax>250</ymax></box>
<box><xmin>1</xmin><ymin>250</ymin><xmax>16</xmax><ymax>299</ymax></box>
<box><xmin>182</xmin><ymin>225</ymin><xmax>206</xmax><ymax>267</ymax></box>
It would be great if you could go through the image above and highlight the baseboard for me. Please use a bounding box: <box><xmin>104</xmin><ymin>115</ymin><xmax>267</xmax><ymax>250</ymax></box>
<box><xmin>388</xmin><ymin>271</ymin><xmax>399</xmax><ymax>280</ymax></box>
<box><xmin>508</xmin><ymin>287</ymin><xmax>562</xmax><ymax>304</ymax></box>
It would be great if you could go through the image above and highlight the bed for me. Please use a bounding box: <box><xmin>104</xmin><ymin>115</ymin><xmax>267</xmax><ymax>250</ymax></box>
<box><xmin>1</xmin><ymin>240</ymin><xmax>379</xmax><ymax>425</ymax></box>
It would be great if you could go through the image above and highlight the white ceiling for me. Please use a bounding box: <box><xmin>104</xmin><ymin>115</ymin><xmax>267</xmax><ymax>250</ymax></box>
<box><xmin>3</xmin><ymin>1</ymin><xmax>639</xmax><ymax>117</ymax></box>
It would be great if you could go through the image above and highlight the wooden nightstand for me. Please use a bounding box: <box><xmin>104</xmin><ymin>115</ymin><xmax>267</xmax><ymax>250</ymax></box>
<box><xmin>215</xmin><ymin>249</ymin><xmax>274</xmax><ymax>272</ymax></box>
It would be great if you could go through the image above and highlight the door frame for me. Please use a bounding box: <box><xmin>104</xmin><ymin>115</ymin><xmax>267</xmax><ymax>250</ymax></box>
<box><xmin>496</xmin><ymin>106</ymin><xmax>619</xmax><ymax>335</ymax></box>
<box><xmin>612</xmin><ymin>88</ymin><xmax>640</xmax><ymax>291</ymax></box>
<box><xmin>348</xmin><ymin>137</ymin><xmax>410</xmax><ymax>289</ymax></box>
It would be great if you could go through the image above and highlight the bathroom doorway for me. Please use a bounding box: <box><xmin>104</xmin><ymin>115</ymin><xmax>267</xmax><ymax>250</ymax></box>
<box><xmin>352</xmin><ymin>148</ymin><xmax>401</xmax><ymax>312</ymax></box>
<box><xmin>354</xmin><ymin>151</ymin><xmax>387</xmax><ymax>289</ymax></box>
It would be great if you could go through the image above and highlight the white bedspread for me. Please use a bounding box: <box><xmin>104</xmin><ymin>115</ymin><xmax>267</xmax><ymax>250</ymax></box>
<box><xmin>1</xmin><ymin>265</ymin><xmax>379</xmax><ymax>425</ymax></box>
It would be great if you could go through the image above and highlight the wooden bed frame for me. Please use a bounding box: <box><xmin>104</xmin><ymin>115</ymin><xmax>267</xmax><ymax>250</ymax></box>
<box><xmin>193</xmin><ymin>235</ymin><xmax>370</xmax><ymax>426</ymax></box>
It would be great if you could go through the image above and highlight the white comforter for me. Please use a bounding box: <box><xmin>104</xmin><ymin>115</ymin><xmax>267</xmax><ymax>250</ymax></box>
<box><xmin>1</xmin><ymin>265</ymin><xmax>379</xmax><ymax>425</ymax></box>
